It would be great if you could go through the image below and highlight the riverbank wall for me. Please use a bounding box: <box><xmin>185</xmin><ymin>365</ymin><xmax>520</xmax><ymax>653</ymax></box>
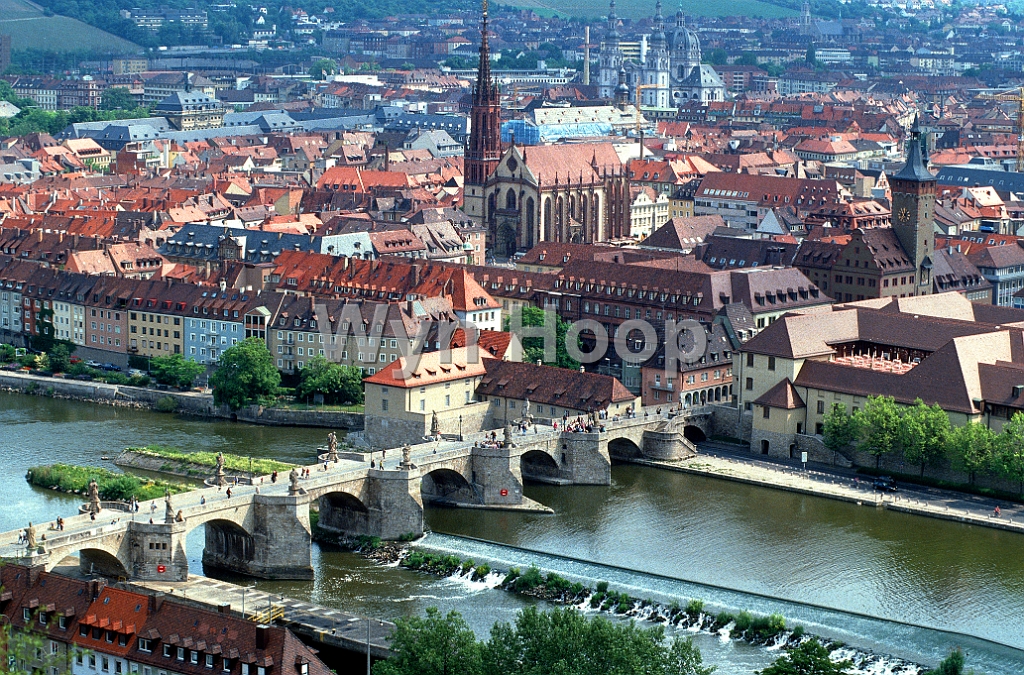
<box><xmin>0</xmin><ymin>371</ymin><xmax>363</xmax><ymax>430</ymax></box>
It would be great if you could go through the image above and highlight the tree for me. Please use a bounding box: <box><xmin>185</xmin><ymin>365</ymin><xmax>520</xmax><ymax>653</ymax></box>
<box><xmin>757</xmin><ymin>638</ymin><xmax>851</xmax><ymax>675</ymax></box>
<box><xmin>504</xmin><ymin>305</ymin><xmax>580</xmax><ymax>371</ymax></box>
<box><xmin>209</xmin><ymin>338</ymin><xmax>281</xmax><ymax>410</ymax></box>
<box><xmin>995</xmin><ymin>412</ymin><xmax>1024</xmax><ymax>494</ymax></box>
<box><xmin>100</xmin><ymin>87</ymin><xmax>136</xmax><ymax>110</ymax></box>
<box><xmin>0</xmin><ymin>343</ymin><xmax>15</xmax><ymax>363</ymax></box>
<box><xmin>296</xmin><ymin>355</ymin><xmax>364</xmax><ymax>405</ymax></box>
<box><xmin>310</xmin><ymin>58</ymin><xmax>338</xmax><ymax>80</ymax></box>
<box><xmin>805</xmin><ymin>43</ymin><xmax>818</xmax><ymax>65</ymax></box>
<box><xmin>822</xmin><ymin>402</ymin><xmax>857</xmax><ymax>464</ymax></box>
<box><xmin>735</xmin><ymin>52</ymin><xmax>760</xmax><ymax>66</ymax></box>
<box><xmin>705</xmin><ymin>48</ymin><xmax>729</xmax><ymax>65</ymax></box>
<box><xmin>47</xmin><ymin>343</ymin><xmax>72</xmax><ymax>374</ymax></box>
<box><xmin>923</xmin><ymin>648</ymin><xmax>971</xmax><ymax>675</ymax></box>
<box><xmin>949</xmin><ymin>422</ymin><xmax>995</xmax><ymax>484</ymax></box>
<box><xmin>374</xmin><ymin>607</ymin><xmax>482</xmax><ymax>675</ymax></box>
<box><xmin>150</xmin><ymin>353</ymin><xmax>206</xmax><ymax>389</ymax></box>
<box><xmin>900</xmin><ymin>399</ymin><xmax>950</xmax><ymax>476</ymax></box>
<box><xmin>854</xmin><ymin>396</ymin><xmax>902</xmax><ymax>469</ymax></box>
<box><xmin>2</xmin><ymin>606</ymin><xmax>86</xmax><ymax>675</ymax></box>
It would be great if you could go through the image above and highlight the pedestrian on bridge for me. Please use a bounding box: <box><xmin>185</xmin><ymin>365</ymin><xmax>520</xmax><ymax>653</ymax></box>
<box><xmin>200</xmin><ymin>496</ymin><xmax>206</xmax><ymax>505</ymax></box>
<box><xmin>226</xmin><ymin>488</ymin><xmax>233</xmax><ymax>498</ymax></box>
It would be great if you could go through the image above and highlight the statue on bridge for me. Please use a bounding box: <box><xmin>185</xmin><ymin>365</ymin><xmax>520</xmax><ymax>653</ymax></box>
<box><xmin>25</xmin><ymin>522</ymin><xmax>36</xmax><ymax>550</ymax></box>
<box><xmin>288</xmin><ymin>468</ymin><xmax>300</xmax><ymax>495</ymax></box>
<box><xmin>503</xmin><ymin>421</ymin><xmax>515</xmax><ymax>448</ymax></box>
<box><xmin>430</xmin><ymin>411</ymin><xmax>441</xmax><ymax>440</ymax></box>
<box><xmin>327</xmin><ymin>431</ymin><xmax>339</xmax><ymax>463</ymax></box>
<box><xmin>401</xmin><ymin>444</ymin><xmax>413</xmax><ymax>469</ymax></box>
<box><xmin>215</xmin><ymin>452</ymin><xmax>226</xmax><ymax>487</ymax></box>
<box><xmin>87</xmin><ymin>479</ymin><xmax>101</xmax><ymax>514</ymax></box>
<box><xmin>164</xmin><ymin>490</ymin><xmax>175</xmax><ymax>524</ymax></box>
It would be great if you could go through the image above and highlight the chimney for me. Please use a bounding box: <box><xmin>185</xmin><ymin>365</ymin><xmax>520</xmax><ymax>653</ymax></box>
<box><xmin>148</xmin><ymin>592</ymin><xmax>165</xmax><ymax>612</ymax></box>
<box><xmin>255</xmin><ymin>625</ymin><xmax>270</xmax><ymax>650</ymax></box>
<box><xmin>27</xmin><ymin>566</ymin><xmax>42</xmax><ymax>587</ymax></box>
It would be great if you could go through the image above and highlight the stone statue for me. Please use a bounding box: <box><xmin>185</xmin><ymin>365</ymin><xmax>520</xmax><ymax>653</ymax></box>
<box><xmin>164</xmin><ymin>490</ymin><xmax>174</xmax><ymax>524</ymax></box>
<box><xmin>87</xmin><ymin>479</ymin><xmax>101</xmax><ymax>514</ymax></box>
<box><xmin>504</xmin><ymin>421</ymin><xmax>515</xmax><ymax>448</ymax></box>
<box><xmin>523</xmin><ymin>398</ymin><xmax>531</xmax><ymax>418</ymax></box>
<box><xmin>215</xmin><ymin>452</ymin><xmax>226</xmax><ymax>487</ymax></box>
<box><xmin>25</xmin><ymin>522</ymin><xmax>36</xmax><ymax>550</ymax></box>
<box><xmin>430</xmin><ymin>411</ymin><xmax>440</xmax><ymax>438</ymax></box>
<box><xmin>401</xmin><ymin>444</ymin><xmax>412</xmax><ymax>468</ymax></box>
<box><xmin>288</xmin><ymin>468</ymin><xmax>300</xmax><ymax>495</ymax></box>
<box><xmin>327</xmin><ymin>431</ymin><xmax>339</xmax><ymax>462</ymax></box>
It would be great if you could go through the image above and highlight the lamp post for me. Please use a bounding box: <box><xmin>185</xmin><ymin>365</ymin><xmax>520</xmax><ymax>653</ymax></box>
<box><xmin>241</xmin><ymin>583</ymin><xmax>255</xmax><ymax>618</ymax></box>
<box><xmin>459</xmin><ymin>415</ymin><xmax>463</xmax><ymax>442</ymax></box>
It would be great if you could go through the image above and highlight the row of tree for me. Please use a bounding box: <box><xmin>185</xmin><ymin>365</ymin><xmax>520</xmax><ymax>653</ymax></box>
<box><xmin>822</xmin><ymin>396</ymin><xmax>1024</xmax><ymax>491</ymax></box>
<box><xmin>0</xmin><ymin>82</ymin><xmax>150</xmax><ymax>140</ymax></box>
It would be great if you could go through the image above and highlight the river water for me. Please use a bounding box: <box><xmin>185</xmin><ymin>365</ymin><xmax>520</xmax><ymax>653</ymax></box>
<box><xmin>2</xmin><ymin>392</ymin><xmax>1023</xmax><ymax>673</ymax></box>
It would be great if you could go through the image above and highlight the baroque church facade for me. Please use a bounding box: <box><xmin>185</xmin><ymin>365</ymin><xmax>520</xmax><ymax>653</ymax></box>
<box><xmin>598</xmin><ymin>0</ymin><xmax>726</xmax><ymax>107</ymax></box>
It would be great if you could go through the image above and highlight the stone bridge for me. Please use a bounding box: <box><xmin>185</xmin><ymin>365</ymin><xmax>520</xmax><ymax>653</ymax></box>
<box><xmin>1</xmin><ymin>408</ymin><xmax>712</xmax><ymax>582</ymax></box>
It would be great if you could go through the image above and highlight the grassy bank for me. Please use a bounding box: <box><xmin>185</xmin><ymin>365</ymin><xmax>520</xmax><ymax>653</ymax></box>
<box><xmin>26</xmin><ymin>463</ymin><xmax>190</xmax><ymax>502</ymax></box>
<box><xmin>124</xmin><ymin>446</ymin><xmax>294</xmax><ymax>476</ymax></box>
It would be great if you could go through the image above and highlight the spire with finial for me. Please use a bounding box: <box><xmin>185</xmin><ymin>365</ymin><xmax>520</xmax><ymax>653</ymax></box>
<box><xmin>474</xmin><ymin>0</ymin><xmax>495</xmax><ymax>107</ymax></box>
<box><xmin>893</xmin><ymin>114</ymin><xmax>932</xmax><ymax>183</ymax></box>
<box><xmin>607</xmin><ymin>0</ymin><xmax>620</xmax><ymax>42</ymax></box>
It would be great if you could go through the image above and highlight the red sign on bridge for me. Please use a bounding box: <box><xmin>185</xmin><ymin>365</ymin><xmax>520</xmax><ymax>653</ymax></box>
<box><xmin>156</xmin><ymin>565</ymin><xmax>166</xmax><ymax>574</ymax></box>
<box><xmin>500</xmin><ymin>489</ymin><xmax>508</xmax><ymax>497</ymax></box>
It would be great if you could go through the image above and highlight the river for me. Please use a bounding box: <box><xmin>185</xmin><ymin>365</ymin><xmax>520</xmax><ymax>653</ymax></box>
<box><xmin>2</xmin><ymin>392</ymin><xmax>1023</xmax><ymax>673</ymax></box>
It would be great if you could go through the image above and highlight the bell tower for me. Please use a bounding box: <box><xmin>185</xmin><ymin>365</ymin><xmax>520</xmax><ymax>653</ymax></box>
<box><xmin>464</xmin><ymin>0</ymin><xmax>502</xmax><ymax>226</ymax></box>
<box><xmin>890</xmin><ymin>116</ymin><xmax>935</xmax><ymax>296</ymax></box>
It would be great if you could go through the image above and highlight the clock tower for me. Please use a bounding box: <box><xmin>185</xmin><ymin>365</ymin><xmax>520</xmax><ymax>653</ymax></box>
<box><xmin>890</xmin><ymin>116</ymin><xmax>935</xmax><ymax>296</ymax></box>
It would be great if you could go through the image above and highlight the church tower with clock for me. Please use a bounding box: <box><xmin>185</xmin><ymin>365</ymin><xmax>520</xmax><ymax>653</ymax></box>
<box><xmin>890</xmin><ymin>116</ymin><xmax>935</xmax><ymax>296</ymax></box>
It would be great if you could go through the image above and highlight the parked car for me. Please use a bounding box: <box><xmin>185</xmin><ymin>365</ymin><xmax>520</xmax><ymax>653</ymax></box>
<box><xmin>73</xmin><ymin>374</ymin><xmax>93</xmax><ymax>381</ymax></box>
<box><xmin>872</xmin><ymin>476</ymin><xmax>898</xmax><ymax>492</ymax></box>
<box><xmin>101</xmin><ymin>363</ymin><xmax>122</xmax><ymax>372</ymax></box>
<box><xmin>86</xmin><ymin>360</ymin><xmax>102</xmax><ymax>368</ymax></box>
<box><xmin>128</xmin><ymin>368</ymin><xmax>146</xmax><ymax>377</ymax></box>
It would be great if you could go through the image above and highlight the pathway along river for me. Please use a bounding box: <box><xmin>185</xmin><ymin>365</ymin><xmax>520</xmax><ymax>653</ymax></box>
<box><xmin>2</xmin><ymin>392</ymin><xmax>1024</xmax><ymax>673</ymax></box>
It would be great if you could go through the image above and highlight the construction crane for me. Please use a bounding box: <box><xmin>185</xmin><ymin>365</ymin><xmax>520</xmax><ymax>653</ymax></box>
<box><xmin>979</xmin><ymin>86</ymin><xmax>1024</xmax><ymax>172</ymax></box>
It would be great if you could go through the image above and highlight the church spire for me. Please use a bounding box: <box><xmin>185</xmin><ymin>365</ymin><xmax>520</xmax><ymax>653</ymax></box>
<box><xmin>474</xmin><ymin>0</ymin><xmax>496</xmax><ymax>107</ymax></box>
<box><xmin>607</xmin><ymin>0</ymin><xmax>620</xmax><ymax>42</ymax></box>
<box><xmin>893</xmin><ymin>115</ymin><xmax>933</xmax><ymax>183</ymax></box>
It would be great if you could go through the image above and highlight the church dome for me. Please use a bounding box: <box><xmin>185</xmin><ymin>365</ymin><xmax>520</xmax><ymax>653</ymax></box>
<box><xmin>673</xmin><ymin>25</ymin><xmax>700</xmax><ymax>55</ymax></box>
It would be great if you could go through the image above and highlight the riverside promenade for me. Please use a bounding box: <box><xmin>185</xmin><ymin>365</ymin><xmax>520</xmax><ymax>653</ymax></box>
<box><xmin>649</xmin><ymin>443</ymin><xmax>1024</xmax><ymax>534</ymax></box>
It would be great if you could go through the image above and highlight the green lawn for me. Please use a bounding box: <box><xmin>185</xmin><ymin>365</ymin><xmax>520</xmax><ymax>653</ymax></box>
<box><xmin>0</xmin><ymin>0</ymin><xmax>141</xmax><ymax>53</ymax></box>
<box><xmin>512</xmin><ymin>0</ymin><xmax>796</xmax><ymax>19</ymax></box>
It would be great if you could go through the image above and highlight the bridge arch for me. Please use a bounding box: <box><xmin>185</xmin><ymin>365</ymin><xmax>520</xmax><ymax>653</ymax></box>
<box><xmin>201</xmin><ymin>519</ymin><xmax>255</xmax><ymax>574</ymax></box>
<box><xmin>608</xmin><ymin>437</ymin><xmax>642</xmax><ymax>460</ymax></box>
<box><xmin>683</xmin><ymin>425</ymin><xmax>707</xmax><ymax>443</ymax></box>
<box><xmin>421</xmin><ymin>468</ymin><xmax>476</xmax><ymax>504</ymax></box>
<box><xmin>52</xmin><ymin>546</ymin><xmax>128</xmax><ymax>578</ymax></box>
<box><xmin>317</xmin><ymin>490</ymin><xmax>371</xmax><ymax>537</ymax></box>
<box><xmin>520</xmin><ymin>449</ymin><xmax>561</xmax><ymax>483</ymax></box>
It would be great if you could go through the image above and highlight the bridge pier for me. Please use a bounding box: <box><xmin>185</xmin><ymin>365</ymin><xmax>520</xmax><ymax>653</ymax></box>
<box><xmin>241</xmin><ymin>494</ymin><xmax>314</xmax><ymax>580</ymax></box>
<box><xmin>641</xmin><ymin>429</ymin><xmax>697</xmax><ymax>461</ymax></box>
<box><xmin>364</xmin><ymin>468</ymin><xmax>424</xmax><ymax>540</ymax></box>
<box><xmin>560</xmin><ymin>434</ymin><xmax>612</xmax><ymax>485</ymax></box>
<box><xmin>129</xmin><ymin>521</ymin><xmax>189</xmax><ymax>582</ymax></box>
<box><xmin>471</xmin><ymin>444</ymin><xmax>524</xmax><ymax>505</ymax></box>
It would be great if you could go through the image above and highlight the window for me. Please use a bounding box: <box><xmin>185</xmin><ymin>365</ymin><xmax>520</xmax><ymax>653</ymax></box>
<box><xmin>767</xmin><ymin>356</ymin><xmax>775</xmax><ymax>371</ymax></box>
<box><xmin>763</xmin><ymin>406</ymin><xmax>770</xmax><ymax>419</ymax></box>
<box><xmin>746</xmin><ymin>353</ymin><xmax>754</xmax><ymax>367</ymax></box>
<box><xmin>163</xmin><ymin>645</ymin><xmax>172</xmax><ymax>658</ymax></box>
<box><xmin>177</xmin><ymin>647</ymin><xmax>185</xmax><ymax>661</ymax></box>
<box><xmin>745</xmin><ymin>377</ymin><xmax>753</xmax><ymax>390</ymax></box>
<box><xmin>817</xmin><ymin>400</ymin><xmax>825</xmax><ymax>414</ymax></box>
<box><xmin>191</xmin><ymin>651</ymin><xmax>199</xmax><ymax>665</ymax></box>
<box><xmin>139</xmin><ymin>639</ymin><xmax>152</xmax><ymax>653</ymax></box>
<box><xmin>206</xmin><ymin>655</ymin><xmax>215</xmax><ymax>668</ymax></box>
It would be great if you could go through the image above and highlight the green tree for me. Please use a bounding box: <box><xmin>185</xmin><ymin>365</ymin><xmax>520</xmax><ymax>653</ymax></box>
<box><xmin>374</xmin><ymin>607</ymin><xmax>482</xmax><ymax>675</ymax></box>
<box><xmin>705</xmin><ymin>48</ymin><xmax>729</xmax><ymax>65</ymax></box>
<box><xmin>735</xmin><ymin>52</ymin><xmax>760</xmax><ymax>66</ymax></box>
<box><xmin>923</xmin><ymin>648</ymin><xmax>972</xmax><ymax>675</ymax></box>
<box><xmin>100</xmin><ymin>87</ymin><xmax>137</xmax><ymax>110</ymax></box>
<box><xmin>995</xmin><ymin>411</ymin><xmax>1024</xmax><ymax>494</ymax></box>
<box><xmin>900</xmin><ymin>399</ymin><xmax>950</xmax><ymax>476</ymax></box>
<box><xmin>758</xmin><ymin>638</ymin><xmax>851</xmax><ymax>675</ymax></box>
<box><xmin>150</xmin><ymin>353</ymin><xmax>206</xmax><ymax>389</ymax></box>
<box><xmin>822</xmin><ymin>402</ymin><xmax>857</xmax><ymax>463</ymax></box>
<box><xmin>0</xmin><ymin>343</ymin><xmax>15</xmax><ymax>363</ymax></box>
<box><xmin>210</xmin><ymin>337</ymin><xmax>281</xmax><ymax>410</ymax></box>
<box><xmin>949</xmin><ymin>422</ymin><xmax>994</xmax><ymax>484</ymax></box>
<box><xmin>47</xmin><ymin>343</ymin><xmax>72</xmax><ymax>373</ymax></box>
<box><xmin>310</xmin><ymin>58</ymin><xmax>338</xmax><ymax>80</ymax></box>
<box><xmin>805</xmin><ymin>43</ymin><xmax>817</xmax><ymax>65</ymax></box>
<box><xmin>483</xmin><ymin>606</ymin><xmax>715</xmax><ymax>675</ymax></box>
<box><xmin>504</xmin><ymin>305</ymin><xmax>580</xmax><ymax>371</ymax></box>
<box><xmin>854</xmin><ymin>396</ymin><xmax>902</xmax><ymax>469</ymax></box>
<box><xmin>296</xmin><ymin>355</ymin><xmax>364</xmax><ymax>405</ymax></box>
